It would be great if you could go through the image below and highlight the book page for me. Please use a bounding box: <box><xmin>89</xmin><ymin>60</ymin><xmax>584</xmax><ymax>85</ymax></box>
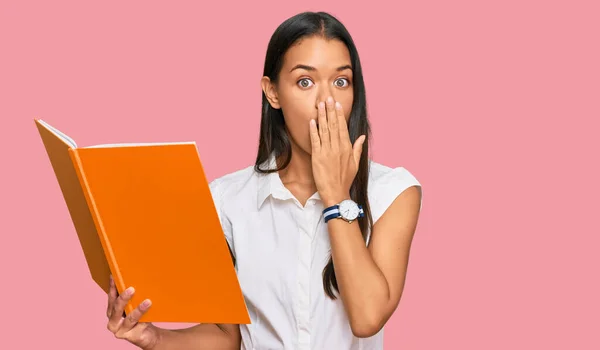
<box><xmin>36</xmin><ymin>120</ymin><xmax>196</xmax><ymax>149</ymax></box>
<box><xmin>37</xmin><ymin>119</ymin><xmax>77</xmax><ymax>148</ymax></box>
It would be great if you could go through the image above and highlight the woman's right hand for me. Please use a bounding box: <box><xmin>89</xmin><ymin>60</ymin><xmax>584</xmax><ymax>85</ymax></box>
<box><xmin>106</xmin><ymin>275</ymin><xmax>160</xmax><ymax>349</ymax></box>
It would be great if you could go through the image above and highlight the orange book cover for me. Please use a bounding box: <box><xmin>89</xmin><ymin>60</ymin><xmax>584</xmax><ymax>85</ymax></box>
<box><xmin>35</xmin><ymin>119</ymin><xmax>250</xmax><ymax>324</ymax></box>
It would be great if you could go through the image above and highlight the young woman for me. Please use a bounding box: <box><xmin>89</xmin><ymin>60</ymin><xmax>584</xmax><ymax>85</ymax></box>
<box><xmin>105</xmin><ymin>11</ymin><xmax>422</xmax><ymax>350</ymax></box>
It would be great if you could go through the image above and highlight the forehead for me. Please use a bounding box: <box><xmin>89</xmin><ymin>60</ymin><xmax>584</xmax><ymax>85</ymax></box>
<box><xmin>282</xmin><ymin>36</ymin><xmax>351</xmax><ymax>70</ymax></box>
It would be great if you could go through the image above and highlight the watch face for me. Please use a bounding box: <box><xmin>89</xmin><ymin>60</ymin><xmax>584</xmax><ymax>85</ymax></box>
<box><xmin>339</xmin><ymin>200</ymin><xmax>359</xmax><ymax>221</ymax></box>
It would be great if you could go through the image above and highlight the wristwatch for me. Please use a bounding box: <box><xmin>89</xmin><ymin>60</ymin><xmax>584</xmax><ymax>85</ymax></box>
<box><xmin>323</xmin><ymin>199</ymin><xmax>364</xmax><ymax>224</ymax></box>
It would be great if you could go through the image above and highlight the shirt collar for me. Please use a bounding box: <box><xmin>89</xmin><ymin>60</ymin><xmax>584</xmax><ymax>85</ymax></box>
<box><xmin>257</xmin><ymin>152</ymin><xmax>285</xmax><ymax>209</ymax></box>
<box><xmin>256</xmin><ymin>152</ymin><xmax>321</xmax><ymax>209</ymax></box>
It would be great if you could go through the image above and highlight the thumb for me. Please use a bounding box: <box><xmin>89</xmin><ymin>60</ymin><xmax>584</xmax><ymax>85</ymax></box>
<box><xmin>353</xmin><ymin>135</ymin><xmax>366</xmax><ymax>164</ymax></box>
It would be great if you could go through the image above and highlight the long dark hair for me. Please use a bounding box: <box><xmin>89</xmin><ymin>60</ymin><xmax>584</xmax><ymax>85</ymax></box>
<box><xmin>254</xmin><ymin>11</ymin><xmax>374</xmax><ymax>300</ymax></box>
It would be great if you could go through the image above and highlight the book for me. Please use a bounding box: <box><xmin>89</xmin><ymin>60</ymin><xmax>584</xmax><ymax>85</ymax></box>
<box><xmin>34</xmin><ymin>119</ymin><xmax>250</xmax><ymax>324</ymax></box>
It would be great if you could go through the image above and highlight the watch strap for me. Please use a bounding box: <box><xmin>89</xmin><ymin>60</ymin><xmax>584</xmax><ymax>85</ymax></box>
<box><xmin>323</xmin><ymin>204</ymin><xmax>340</xmax><ymax>223</ymax></box>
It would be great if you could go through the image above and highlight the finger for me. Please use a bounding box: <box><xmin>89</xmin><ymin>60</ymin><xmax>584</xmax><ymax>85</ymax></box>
<box><xmin>317</xmin><ymin>101</ymin><xmax>329</xmax><ymax>149</ymax></box>
<box><xmin>107</xmin><ymin>275</ymin><xmax>117</xmax><ymax>318</ymax></box>
<box><xmin>326</xmin><ymin>97</ymin><xmax>339</xmax><ymax>151</ymax></box>
<box><xmin>335</xmin><ymin>101</ymin><xmax>351</xmax><ymax>151</ymax></box>
<box><xmin>353</xmin><ymin>135</ymin><xmax>367</xmax><ymax>165</ymax></box>
<box><xmin>107</xmin><ymin>286</ymin><xmax>135</xmax><ymax>332</ymax></box>
<box><xmin>309</xmin><ymin>119</ymin><xmax>321</xmax><ymax>153</ymax></box>
<box><xmin>119</xmin><ymin>299</ymin><xmax>152</xmax><ymax>333</ymax></box>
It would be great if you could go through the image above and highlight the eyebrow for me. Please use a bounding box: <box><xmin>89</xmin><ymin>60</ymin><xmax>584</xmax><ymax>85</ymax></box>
<box><xmin>289</xmin><ymin>64</ymin><xmax>353</xmax><ymax>73</ymax></box>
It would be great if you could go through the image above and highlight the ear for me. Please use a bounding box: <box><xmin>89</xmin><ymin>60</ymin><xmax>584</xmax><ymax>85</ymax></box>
<box><xmin>261</xmin><ymin>76</ymin><xmax>281</xmax><ymax>109</ymax></box>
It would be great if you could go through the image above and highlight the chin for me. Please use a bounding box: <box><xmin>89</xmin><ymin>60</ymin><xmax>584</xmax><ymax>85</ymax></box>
<box><xmin>287</xmin><ymin>130</ymin><xmax>314</xmax><ymax>156</ymax></box>
<box><xmin>297</xmin><ymin>143</ymin><xmax>313</xmax><ymax>157</ymax></box>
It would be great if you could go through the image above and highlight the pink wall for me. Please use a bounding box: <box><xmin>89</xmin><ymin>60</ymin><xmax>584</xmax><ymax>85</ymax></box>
<box><xmin>1</xmin><ymin>1</ymin><xmax>598</xmax><ymax>348</ymax></box>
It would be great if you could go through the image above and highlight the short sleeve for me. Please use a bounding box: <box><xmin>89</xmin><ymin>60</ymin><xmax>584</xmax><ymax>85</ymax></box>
<box><xmin>368</xmin><ymin>166</ymin><xmax>422</xmax><ymax>226</ymax></box>
<box><xmin>209</xmin><ymin>177</ymin><xmax>236</xmax><ymax>260</ymax></box>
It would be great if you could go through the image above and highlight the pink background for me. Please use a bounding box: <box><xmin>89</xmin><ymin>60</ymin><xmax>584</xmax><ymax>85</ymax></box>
<box><xmin>1</xmin><ymin>0</ymin><xmax>599</xmax><ymax>349</ymax></box>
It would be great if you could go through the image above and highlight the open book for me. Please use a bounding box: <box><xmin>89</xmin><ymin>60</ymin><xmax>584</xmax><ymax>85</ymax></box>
<box><xmin>35</xmin><ymin>119</ymin><xmax>250</xmax><ymax>324</ymax></box>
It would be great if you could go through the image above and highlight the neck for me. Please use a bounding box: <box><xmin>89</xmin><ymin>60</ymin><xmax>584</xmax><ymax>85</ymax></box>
<box><xmin>277</xmin><ymin>140</ymin><xmax>315</xmax><ymax>187</ymax></box>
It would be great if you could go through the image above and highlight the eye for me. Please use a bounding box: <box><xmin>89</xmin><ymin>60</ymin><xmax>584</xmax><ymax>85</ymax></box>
<box><xmin>334</xmin><ymin>78</ymin><xmax>350</xmax><ymax>88</ymax></box>
<box><xmin>297</xmin><ymin>78</ymin><xmax>314</xmax><ymax>89</ymax></box>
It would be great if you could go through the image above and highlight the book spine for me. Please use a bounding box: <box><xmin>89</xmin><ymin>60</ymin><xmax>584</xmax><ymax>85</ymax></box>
<box><xmin>69</xmin><ymin>149</ymin><xmax>133</xmax><ymax>315</ymax></box>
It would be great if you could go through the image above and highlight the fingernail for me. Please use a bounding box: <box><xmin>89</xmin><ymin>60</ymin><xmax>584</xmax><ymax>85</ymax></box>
<box><xmin>327</xmin><ymin>96</ymin><xmax>333</xmax><ymax>104</ymax></box>
<box><xmin>335</xmin><ymin>101</ymin><xmax>341</xmax><ymax>109</ymax></box>
<box><xmin>319</xmin><ymin>101</ymin><xmax>325</xmax><ymax>109</ymax></box>
<box><xmin>310</xmin><ymin>119</ymin><xmax>316</xmax><ymax>127</ymax></box>
<box><xmin>126</xmin><ymin>287</ymin><xmax>135</xmax><ymax>295</ymax></box>
<box><xmin>142</xmin><ymin>299</ymin><xmax>152</xmax><ymax>308</ymax></box>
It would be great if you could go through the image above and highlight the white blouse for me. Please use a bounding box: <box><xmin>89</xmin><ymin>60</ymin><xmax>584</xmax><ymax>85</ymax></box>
<box><xmin>209</xmin><ymin>153</ymin><xmax>421</xmax><ymax>350</ymax></box>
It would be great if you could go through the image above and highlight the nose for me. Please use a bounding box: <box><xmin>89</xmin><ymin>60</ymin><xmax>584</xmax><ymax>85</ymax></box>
<box><xmin>315</xmin><ymin>85</ymin><xmax>335</xmax><ymax>109</ymax></box>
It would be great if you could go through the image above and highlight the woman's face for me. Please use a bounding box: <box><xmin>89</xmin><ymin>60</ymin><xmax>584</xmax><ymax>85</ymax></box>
<box><xmin>262</xmin><ymin>36</ymin><xmax>354</xmax><ymax>155</ymax></box>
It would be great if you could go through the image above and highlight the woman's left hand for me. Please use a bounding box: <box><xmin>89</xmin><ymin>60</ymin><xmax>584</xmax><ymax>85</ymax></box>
<box><xmin>309</xmin><ymin>96</ymin><xmax>366</xmax><ymax>207</ymax></box>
